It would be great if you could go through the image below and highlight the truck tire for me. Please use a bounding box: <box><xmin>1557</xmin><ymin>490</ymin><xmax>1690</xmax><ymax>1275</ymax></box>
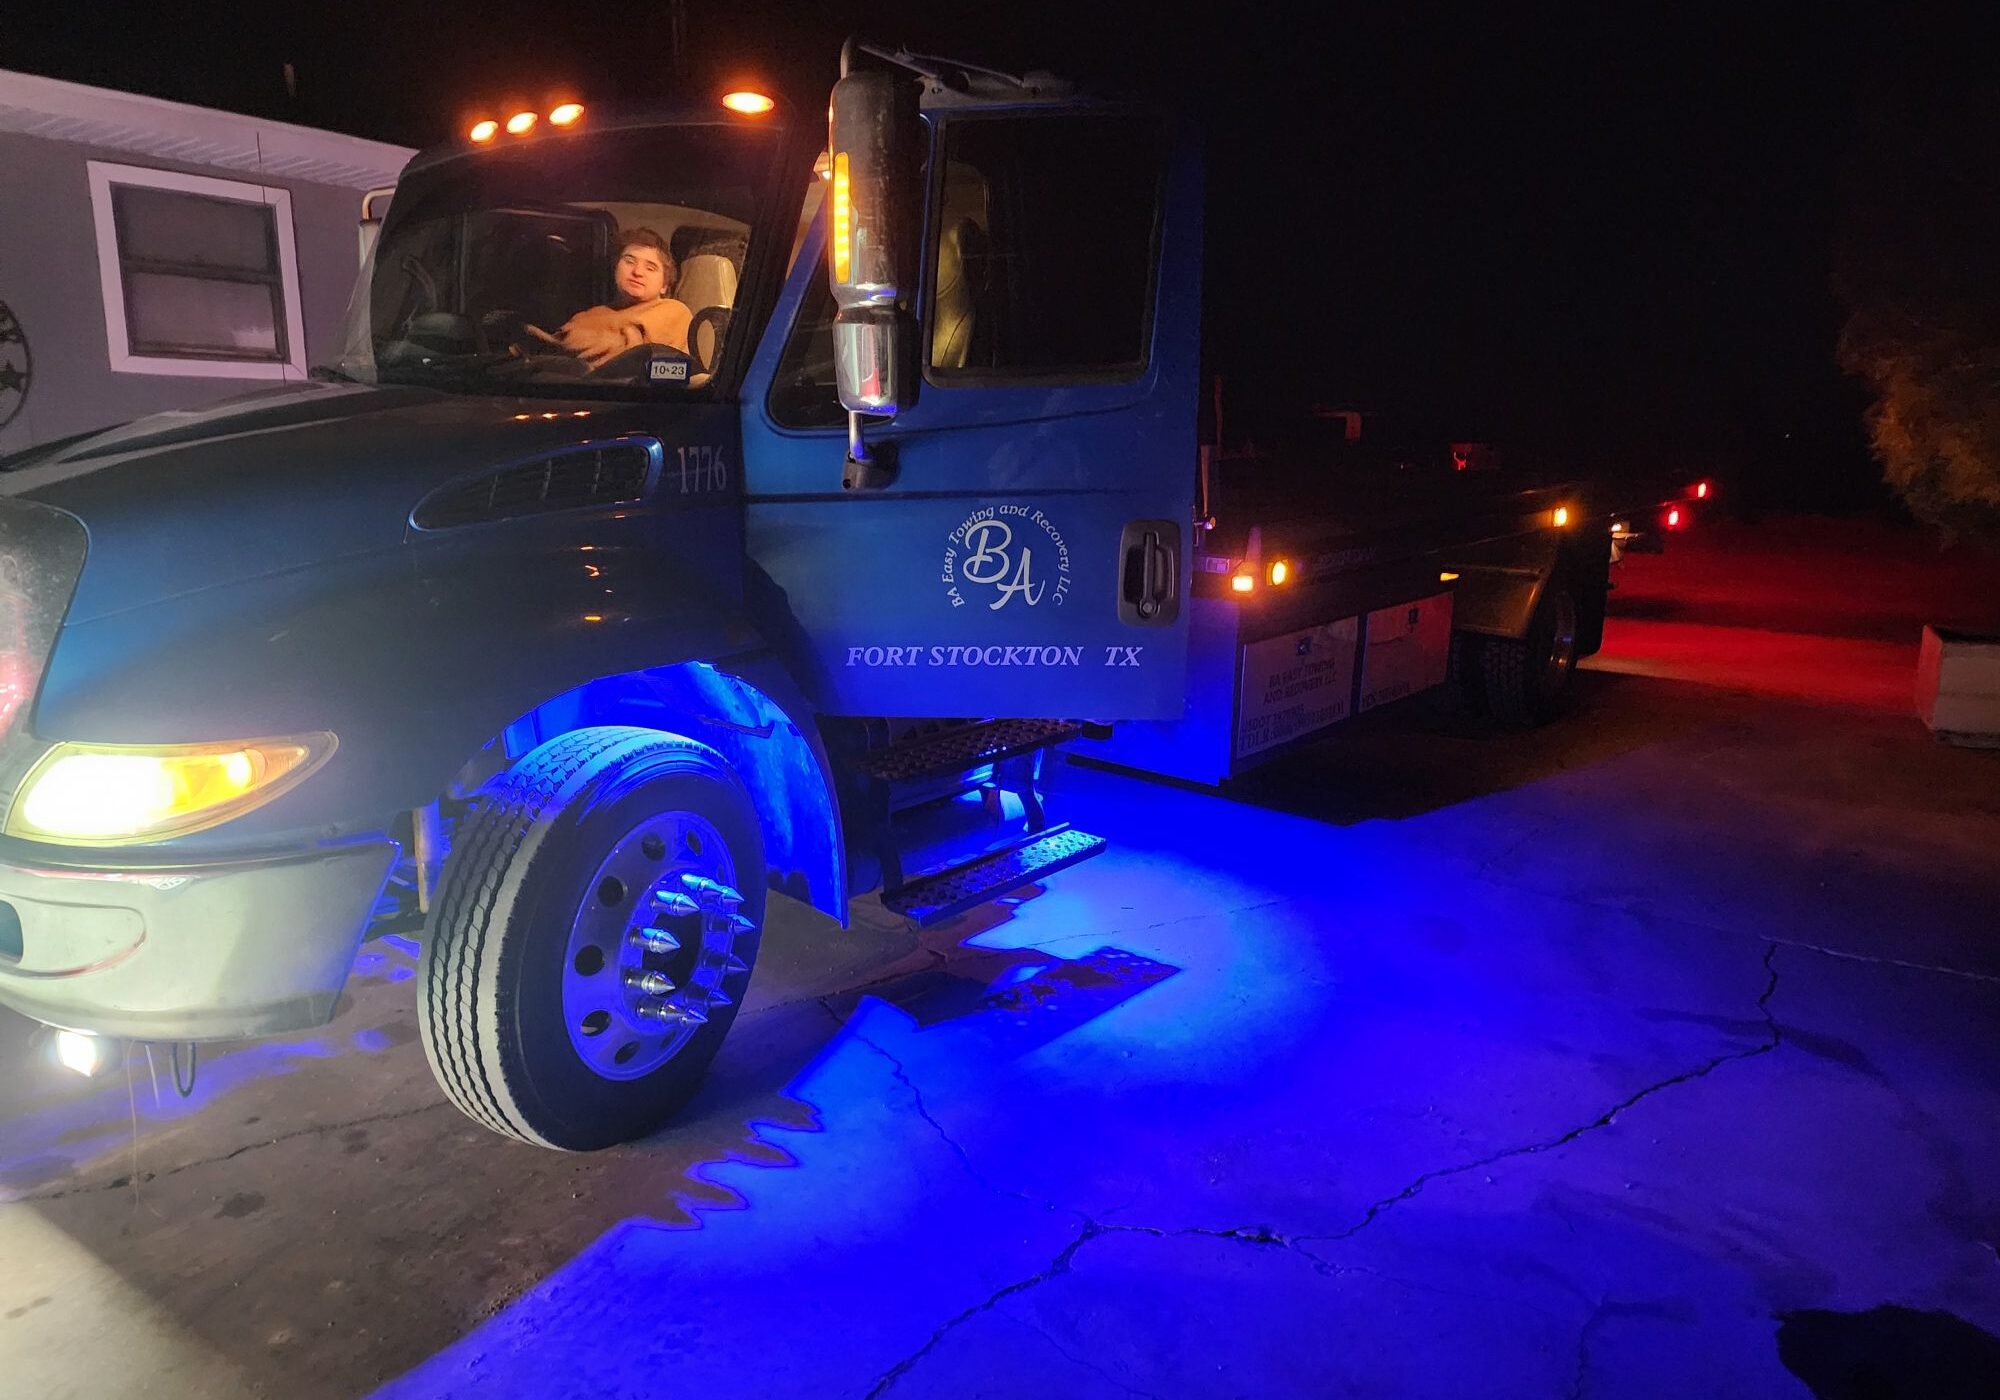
<box><xmin>1446</xmin><ymin>630</ymin><xmax>1490</xmax><ymax>717</ymax></box>
<box><xmin>419</xmin><ymin>727</ymin><xmax>765</xmax><ymax>1150</ymax></box>
<box><xmin>1479</xmin><ymin>575</ymin><xmax>1582</xmax><ymax>728</ymax></box>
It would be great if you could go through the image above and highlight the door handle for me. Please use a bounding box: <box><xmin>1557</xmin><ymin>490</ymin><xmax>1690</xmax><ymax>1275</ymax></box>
<box><xmin>1118</xmin><ymin>520</ymin><xmax>1181</xmax><ymax>626</ymax></box>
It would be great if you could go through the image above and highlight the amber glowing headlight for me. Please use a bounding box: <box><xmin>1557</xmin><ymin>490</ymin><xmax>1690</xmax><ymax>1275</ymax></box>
<box><xmin>5</xmin><ymin>735</ymin><xmax>337</xmax><ymax>844</ymax></box>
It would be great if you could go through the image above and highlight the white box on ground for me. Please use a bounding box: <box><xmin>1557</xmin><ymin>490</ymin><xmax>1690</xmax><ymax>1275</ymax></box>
<box><xmin>1917</xmin><ymin>625</ymin><xmax>2000</xmax><ymax>747</ymax></box>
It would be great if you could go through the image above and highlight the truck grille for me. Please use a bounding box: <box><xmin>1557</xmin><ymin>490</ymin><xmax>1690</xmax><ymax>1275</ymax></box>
<box><xmin>0</xmin><ymin>498</ymin><xmax>88</xmax><ymax>744</ymax></box>
<box><xmin>412</xmin><ymin>441</ymin><xmax>656</xmax><ymax>530</ymax></box>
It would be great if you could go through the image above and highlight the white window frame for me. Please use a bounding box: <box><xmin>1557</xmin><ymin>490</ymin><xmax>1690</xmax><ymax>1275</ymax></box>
<box><xmin>85</xmin><ymin>160</ymin><xmax>308</xmax><ymax>380</ymax></box>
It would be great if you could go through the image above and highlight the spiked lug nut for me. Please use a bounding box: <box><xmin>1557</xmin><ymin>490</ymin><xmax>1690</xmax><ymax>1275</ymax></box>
<box><xmin>701</xmin><ymin>985</ymin><xmax>734</xmax><ymax>1008</ymax></box>
<box><xmin>727</xmin><ymin>914</ymin><xmax>757</xmax><ymax>936</ymax></box>
<box><xmin>628</xmin><ymin>927</ymin><xmax>681</xmax><ymax>954</ymax></box>
<box><xmin>652</xmin><ymin>890</ymin><xmax>703</xmax><ymax>918</ymax></box>
<box><xmin>636</xmin><ymin>1000</ymin><xmax>687</xmax><ymax>1024</ymax></box>
<box><xmin>679</xmin><ymin>874</ymin><xmax>744</xmax><ymax>910</ymax></box>
<box><xmin>625</xmin><ymin>969</ymin><xmax>676</xmax><ymax>996</ymax></box>
<box><xmin>722</xmin><ymin>954</ymin><xmax>751</xmax><ymax>975</ymax></box>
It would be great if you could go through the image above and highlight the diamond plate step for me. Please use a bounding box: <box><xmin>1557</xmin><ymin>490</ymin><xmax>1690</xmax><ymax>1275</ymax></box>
<box><xmin>852</xmin><ymin>719</ymin><xmax>1083</xmax><ymax>785</ymax></box>
<box><xmin>881</xmin><ymin>823</ymin><xmax>1107</xmax><ymax>927</ymax></box>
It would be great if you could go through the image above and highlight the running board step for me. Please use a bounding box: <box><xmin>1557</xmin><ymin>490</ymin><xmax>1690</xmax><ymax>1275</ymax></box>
<box><xmin>852</xmin><ymin>719</ymin><xmax>1084</xmax><ymax>785</ymax></box>
<box><xmin>881</xmin><ymin>823</ymin><xmax>1107</xmax><ymax>927</ymax></box>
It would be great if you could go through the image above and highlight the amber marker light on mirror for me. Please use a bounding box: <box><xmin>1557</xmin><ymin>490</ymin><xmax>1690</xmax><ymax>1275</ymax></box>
<box><xmin>722</xmin><ymin>91</ymin><xmax>775</xmax><ymax>115</ymax></box>
<box><xmin>831</xmin><ymin>151</ymin><xmax>853</xmax><ymax>283</ymax></box>
<box><xmin>1268</xmin><ymin>560</ymin><xmax>1290</xmax><ymax>586</ymax></box>
<box><xmin>469</xmin><ymin>119</ymin><xmax>499</xmax><ymax>143</ymax></box>
<box><xmin>506</xmin><ymin>111</ymin><xmax>537</xmax><ymax>135</ymax></box>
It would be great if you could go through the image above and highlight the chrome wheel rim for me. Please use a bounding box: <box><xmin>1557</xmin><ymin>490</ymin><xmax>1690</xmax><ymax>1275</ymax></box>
<box><xmin>561</xmin><ymin>809</ymin><xmax>752</xmax><ymax>1081</ymax></box>
<box><xmin>1541</xmin><ymin>590</ymin><xmax>1580</xmax><ymax>696</ymax></box>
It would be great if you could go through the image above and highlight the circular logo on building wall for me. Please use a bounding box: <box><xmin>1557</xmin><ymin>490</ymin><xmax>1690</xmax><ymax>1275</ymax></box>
<box><xmin>942</xmin><ymin>504</ymin><xmax>1073</xmax><ymax>611</ymax></box>
<box><xmin>0</xmin><ymin>302</ymin><xmax>30</xmax><ymax>431</ymax></box>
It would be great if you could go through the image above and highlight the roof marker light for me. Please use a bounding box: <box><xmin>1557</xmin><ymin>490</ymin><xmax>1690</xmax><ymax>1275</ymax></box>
<box><xmin>469</xmin><ymin>119</ymin><xmax>499</xmax><ymax>143</ymax></box>
<box><xmin>506</xmin><ymin>111</ymin><xmax>537</xmax><ymax>135</ymax></box>
<box><xmin>550</xmin><ymin>102</ymin><xmax>584</xmax><ymax>127</ymax></box>
<box><xmin>1552</xmin><ymin>505</ymin><xmax>1572</xmax><ymax>528</ymax></box>
<box><xmin>722</xmin><ymin>90</ymin><xmax>775</xmax><ymax>115</ymax></box>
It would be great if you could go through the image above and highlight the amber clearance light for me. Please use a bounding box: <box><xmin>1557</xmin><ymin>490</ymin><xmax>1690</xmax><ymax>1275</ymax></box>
<box><xmin>722</xmin><ymin>90</ymin><xmax>775</xmax><ymax>115</ymax></box>
<box><xmin>549</xmin><ymin>102</ymin><xmax>585</xmax><ymax>127</ymax></box>
<box><xmin>505</xmin><ymin>110</ymin><xmax>538</xmax><ymax>135</ymax></box>
<box><xmin>469</xmin><ymin>119</ymin><xmax>499</xmax><ymax>143</ymax></box>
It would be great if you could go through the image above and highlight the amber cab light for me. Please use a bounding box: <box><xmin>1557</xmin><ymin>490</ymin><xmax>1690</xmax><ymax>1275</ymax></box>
<box><xmin>1551</xmin><ymin>505</ymin><xmax>1572</xmax><ymax>528</ymax></box>
<box><xmin>505</xmin><ymin>111</ymin><xmax>537</xmax><ymax>135</ymax></box>
<box><xmin>469</xmin><ymin>119</ymin><xmax>499</xmax><ymax>143</ymax></box>
<box><xmin>550</xmin><ymin>102</ymin><xmax>584</xmax><ymax>127</ymax></box>
<box><xmin>722</xmin><ymin>90</ymin><xmax>775</xmax><ymax>115</ymax></box>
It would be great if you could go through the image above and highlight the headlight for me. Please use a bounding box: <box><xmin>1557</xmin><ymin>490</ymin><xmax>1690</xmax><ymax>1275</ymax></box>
<box><xmin>5</xmin><ymin>734</ymin><xmax>337</xmax><ymax>844</ymax></box>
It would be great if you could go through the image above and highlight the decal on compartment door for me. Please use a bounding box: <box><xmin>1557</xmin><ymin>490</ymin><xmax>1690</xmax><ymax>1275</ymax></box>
<box><xmin>1236</xmin><ymin>618</ymin><xmax>1360</xmax><ymax>759</ymax></box>
<box><xmin>1359</xmin><ymin>592</ymin><xmax>1454</xmax><ymax>712</ymax></box>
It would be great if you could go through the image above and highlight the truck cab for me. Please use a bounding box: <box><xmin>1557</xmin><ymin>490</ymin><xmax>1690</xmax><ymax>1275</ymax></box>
<box><xmin>0</xmin><ymin>58</ymin><xmax>1204</xmax><ymax>1149</ymax></box>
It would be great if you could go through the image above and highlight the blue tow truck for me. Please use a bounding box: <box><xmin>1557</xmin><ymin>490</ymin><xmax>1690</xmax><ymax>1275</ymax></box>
<box><xmin>0</xmin><ymin>46</ymin><xmax>1704</xmax><ymax>1149</ymax></box>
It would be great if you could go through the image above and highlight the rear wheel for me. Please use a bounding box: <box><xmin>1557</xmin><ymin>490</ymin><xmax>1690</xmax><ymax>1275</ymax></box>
<box><xmin>419</xmin><ymin>727</ymin><xmax>764</xmax><ymax>1150</ymax></box>
<box><xmin>1479</xmin><ymin>576</ymin><xmax>1581</xmax><ymax>727</ymax></box>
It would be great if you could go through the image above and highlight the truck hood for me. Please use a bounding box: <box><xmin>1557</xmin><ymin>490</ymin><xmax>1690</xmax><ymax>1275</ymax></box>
<box><xmin>0</xmin><ymin>381</ymin><xmax>672</xmax><ymax>624</ymax></box>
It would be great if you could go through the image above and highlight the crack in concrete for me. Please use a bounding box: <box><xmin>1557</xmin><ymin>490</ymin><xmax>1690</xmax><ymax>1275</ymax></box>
<box><xmin>12</xmin><ymin>1101</ymin><xmax>453</xmax><ymax>1203</ymax></box>
<box><xmin>864</xmin><ymin>1219</ymin><xmax>1106</xmax><ymax>1399</ymax></box>
<box><xmin>1568</xmin><ymin>1296</ymin><xmax>1609</xmax><ymax>1400</ymax></box>
<box><xmin>1763</xmin><ymin>935</ymin><xmax>2000</xmax><ymax>987</ymax></box>
<box><xmin>849</xmin><ymin>1028</ymin><xmax>1079</xmax><ymax>1221</ymax></box>
<box><xmin>1307</xmin><ymin>943</ymin><xmax>1783</xmax><ymax>1245</ymax></box>
<box><xmin>864</xmin><ymin>1218</ymin><xmax>1321</xmax><ymax>1398</ymax></box>
<box><xmin>1003</xmin><ymin>1311</ymin><xmax>1163</xmax><ymax>1400</ymax></box>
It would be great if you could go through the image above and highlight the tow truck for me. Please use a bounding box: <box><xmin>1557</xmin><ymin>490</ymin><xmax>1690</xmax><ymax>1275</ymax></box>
<box><xmin>0</xmin><ymin>44</ymin><xmax>1705</xmax><ymax>1149</ymax></box>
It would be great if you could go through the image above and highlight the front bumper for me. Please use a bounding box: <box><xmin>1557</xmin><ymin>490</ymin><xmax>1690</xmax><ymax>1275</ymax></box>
<box><xmin>0</xmin><ymin>838</ymin><xmax>397</xmax><ymax>1041</ymax></box>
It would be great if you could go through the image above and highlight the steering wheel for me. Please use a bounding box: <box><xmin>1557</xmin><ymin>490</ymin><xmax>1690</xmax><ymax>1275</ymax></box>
<box><xmin>688</xmin><ymin>306</ymin><xmax>734</xmax><ymax>375</ymax></box>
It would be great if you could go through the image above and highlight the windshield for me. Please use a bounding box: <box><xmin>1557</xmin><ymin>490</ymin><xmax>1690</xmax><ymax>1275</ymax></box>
<box><xmin>329</xmin><ymin>123</ymin><xmax>778</xmax><ymax>398</ymax></box>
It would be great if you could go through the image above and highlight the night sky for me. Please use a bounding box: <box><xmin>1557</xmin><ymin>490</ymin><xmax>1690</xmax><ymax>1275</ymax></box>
<box><xmin>8</xmin><ymin>1</ymin><xmax>1960</xmax><ymax>509</ymax></box>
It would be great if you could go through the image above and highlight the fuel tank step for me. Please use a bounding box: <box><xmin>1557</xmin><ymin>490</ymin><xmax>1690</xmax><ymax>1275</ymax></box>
<box><xmin>851</xmin><ymin>719</ymin><xmax>1084</xmax><ymax>785</ymax></box>
<box><xmin>881</xmin><ymin>823</ymin><xmax>1107</xmax><ymax>927</ymax></box>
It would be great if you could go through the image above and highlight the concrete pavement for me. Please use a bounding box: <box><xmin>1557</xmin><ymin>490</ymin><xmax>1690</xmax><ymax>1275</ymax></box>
<box><xmin>2</xmin><ymin>518</ymin><xmax>1997</xmax><ymax>1398</ymax></box>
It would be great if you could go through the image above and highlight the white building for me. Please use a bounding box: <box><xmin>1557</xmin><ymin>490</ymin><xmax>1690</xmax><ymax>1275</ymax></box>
<box><xmin>0</xmin><ymin>69</ymin><xmax>413</xmax><ymax>452</ymax></box>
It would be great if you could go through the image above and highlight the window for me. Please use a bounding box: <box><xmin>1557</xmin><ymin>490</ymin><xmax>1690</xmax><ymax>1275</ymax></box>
<box><xmin>86</xmin><ymin>162</ymin><xmax>307</xmax><ymax>378</ymax></box>
<box><xmin>926</xmin><ymin>113</ymin><xmax>1163</xmax><ymax>380</ymax></box>
<box><xmin>767</xmin><ymin>264</ymin><xmax>844</xmax><ymax>429</ymax></box>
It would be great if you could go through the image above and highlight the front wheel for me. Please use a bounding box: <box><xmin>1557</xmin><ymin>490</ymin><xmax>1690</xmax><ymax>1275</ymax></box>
<box><xmin>419</xmin><ymin>727</ymin><xmax>765</xmax><ymax>1150</ymax></box>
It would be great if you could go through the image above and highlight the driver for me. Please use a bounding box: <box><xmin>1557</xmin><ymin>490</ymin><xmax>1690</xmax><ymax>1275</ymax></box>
<box><xmin>528</xmin><ymin>228</ymin><xmax>692</xmax><ymax>369</ymax></box>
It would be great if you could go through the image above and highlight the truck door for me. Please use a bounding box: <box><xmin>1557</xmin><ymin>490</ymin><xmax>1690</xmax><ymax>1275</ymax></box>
<box><xmin>739</xmin><ymin>107</ymin><xmax>1200</xmax><ymax>719</ymax></box>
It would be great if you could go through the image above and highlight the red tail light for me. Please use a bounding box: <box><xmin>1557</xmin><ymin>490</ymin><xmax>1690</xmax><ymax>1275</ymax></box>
<box><xmin>1665</xmin><ymin>507</ymin><xmax>1683</xmax><ymax>529</ymax></box>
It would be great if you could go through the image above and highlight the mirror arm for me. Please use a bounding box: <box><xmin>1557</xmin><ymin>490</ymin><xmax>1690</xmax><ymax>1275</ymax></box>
<box><xmin>844</xmin><ymin>412</ymin><xmax>895</xmax><ymax>491</ymax></box>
